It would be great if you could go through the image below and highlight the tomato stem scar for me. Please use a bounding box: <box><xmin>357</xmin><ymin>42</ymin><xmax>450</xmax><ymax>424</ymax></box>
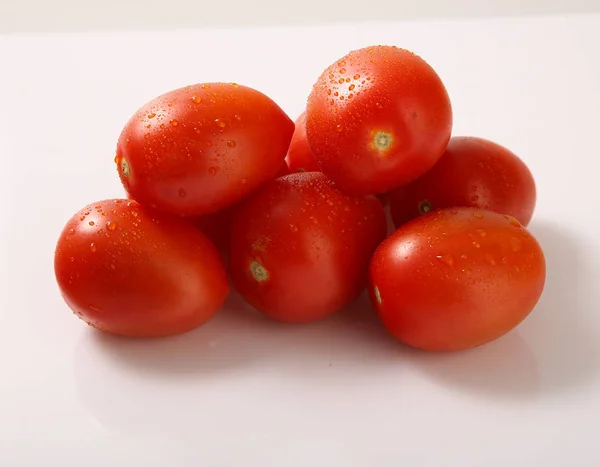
<box><xmin>121</xmin><ymin>158</ymin><xmax>131</xmax><ymax>178</ymax></box>
<box><xmin>374</xmin><ymin>286</ymin><xmax>382</xmax><ymax>304</ymax></box>
<box><xmin>373</xmin><ymin>131</ymin><xmax>393</xmax><ymax>151</ymax></box>
<box><xmin>419</xmin><ymin>200</ymin><xmax>433</xmax><ymax>215</ymax></box>
<box><xmin>250</xmin><ymin>260</ymin><xmax>269</xmax><ymax>283</ymax></box>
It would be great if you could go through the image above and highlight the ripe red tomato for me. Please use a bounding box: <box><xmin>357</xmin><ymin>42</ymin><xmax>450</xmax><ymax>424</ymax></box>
<box><xmin>389</xmin><ymin>136</ymin><xmax>536</xmax><ymax>227</ymax></box>
<box><xmin>285</xmin><ymin>112</ymin><xmax>320</xmax><ymax>173</ymax></box>
<box><xmin>54</xmin><ymin>199</ymin><xmax>230</xmax><ymax>337</ymax></box>
<box><xmin>306</xmin><ymin>45</ymin><xmax>452</xmax><ymax>195</ymax></box>
<box><xmin>369</xmin><ymin>208</ymin><xmax>545</xmax><ymax>351</ymax></box>
<box><xmin>115</xmin><ymin>83</ymin><xmax>295</xmax><ymax>217</ymax></box>
<box><xmin>190</xmin><ymin>206</ymin><xmax>234</xmax><ymax>252</ymax></box>
<box><xmin>230</xmin><ymin>172</ymin><xmax>387</xmax><ymax>323</ymax></box>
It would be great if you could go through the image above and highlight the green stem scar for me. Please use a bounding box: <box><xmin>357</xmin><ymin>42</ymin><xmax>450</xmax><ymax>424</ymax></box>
<box><xmin>121</xmin><ymin>158</ymin><xmax>131</xmax><ymax>178</ymax></box>
<box><xmin>374</xmin><ymin>286</ymin><xmax>382</xmax><ymax>304</ymax></box>
<box><xmin>250</xmin><ymin>260</ymin><xmax>269</xmax><ymax>283</ymax></box>
<box><xmin>373</xmin><ymin>131</ymin><xmax>393</xmax><ymax>151</ymax></box>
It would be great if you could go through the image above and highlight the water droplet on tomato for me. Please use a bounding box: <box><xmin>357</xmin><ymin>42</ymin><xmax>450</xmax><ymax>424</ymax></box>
<box><xmin>70</xmin><ymin>256</ymin><xmax>75</xmax><ymax>262</ymax></box>
<box><xmin>191</xmin><ymin>96</ymin><xmax>202</xmax><ymax>104</ymax></box>
<box><xmin>475</xmin><ymin>229</ymin><xmax>486</xmax><ymax>237</ymax></box>
<box><xmin>353</xmin><ymin>74</ymin><xmax>360</xmax><ymax>80</ymax></box>
<box><xmin>169</xmin><ymin>119</ymin><xmax>178</xmax><ymax>126</ymax></box>
<box><xmin>106</xmin><ymin>221</ymin><xmax>117</xmax><ymax>231</ymax></box>
<box><xmin>472</xmin><ymin>241</ymin><xmax>481</xmax><ymax>248</ymax></box>
<box><xmin>90</xmin><ymin>243</ymin><xmax>97</xmax><ymax>252</ymax></box>
<box><xmin>290</xmin><ymin>224</ymin><xmax>298</xmax><ymax>232</ymax></box>
<box><xmin>436</xmin><ymin>255</ymin><xmax>454</xmax><ymax>266</ymax></box>
<box><xmin>148</xmin><ymin>113</ymin><xmax>156</xmax><ymax>119</ymax></box>
<box><xmin>234</xmin><ymin>114</ymin><xmax>242</xmax><ymax>121</ymax></box>
<box><xmin>349</xmin><ymin>84</ymin><xmax>355</xmax><ymax>91</ymax></box>
<box><xmin>88</xmin><ymin>221</ymin><xmax>95</xmax><ymax>226</ymax></box>
<box><xmin>375</xmin><ymin>102</ymin><xmax>383</xmax><ymax>109</ymax></box>
<box><xmin>227</xmin><ymin>140</ymin><xmax>236</xmax><ymax>148</ymax></box>
<box><xmin>231</xmin><ymin>82</ymin><xmax>239</xmax><ymax>88</ymax></box>
<box><xmin>504</xmin><ymin>215</ymin><xmax>522</xmax><ymax>227</ymax></box>
<box><xmin>510</xmin><ymin>237</ymin><xmax>522</xmax><ymax>252</ymax></box>
<box><xmin>79</xmin><ymin>216</ymin><xmax>85</xmax><ymax>221</ymax></box>
<box><xmin>202</xmin><ymin>84</ymin><xmax>211</xmax><ymax>89</ymax></box>
<box><xmin>473</xmin><ymin>212</ymin><xmax>484</xmax><ymax>219</ymax></box>
<box><xmin>484</xmin><ymin>254</ymin><xmax>496</xmax><ymax>266</ymax></box>
<box><xmin>215</xmin><ymin>118</ymin><xmax>226</xmax><ymax>128</ymax></box>
<box><xmin>335</xmin><ymin>124</ymin><xmax>343</xmax><ymax>132</ymax></box>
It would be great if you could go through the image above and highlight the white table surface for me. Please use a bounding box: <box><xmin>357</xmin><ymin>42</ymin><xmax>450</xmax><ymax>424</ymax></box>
<box><xmin>1</xmin><ymin>13</ymin><xmax>600</xmax><ymax>467</ymax></box>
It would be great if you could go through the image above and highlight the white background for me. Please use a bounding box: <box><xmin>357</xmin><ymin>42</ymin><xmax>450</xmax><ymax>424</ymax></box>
<box><xmin>1</xmin><ymin>7</ymin><xmax>600</xmax><ymax>467</ymax></box>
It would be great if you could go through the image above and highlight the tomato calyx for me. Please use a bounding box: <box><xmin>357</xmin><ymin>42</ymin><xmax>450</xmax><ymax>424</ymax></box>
<box><xmin>373</xmin><ymin>131</ymin><xmax>393</xmax><ymax>152</ymax></box>
<box><xmin>250</xmin><ymin>259</ymin><xmax>269</xmax><ymax>283</ymax></box>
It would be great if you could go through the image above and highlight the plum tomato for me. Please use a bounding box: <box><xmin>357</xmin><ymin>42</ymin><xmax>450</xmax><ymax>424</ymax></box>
<box><xmin>389</xmin><ymin>136</ymin><xmax>536</xmax><ymax>227</ymax></box>
<box><xmin>285</xmin><ymin>112</ymin><xmax>320</xmax><ymax>173</ymax></box>
<box><xmin>306</xmin><ymin>45</ymin><xmax>453</xmax><ymax>195</ymax></box>
<box><xmin>115</xmin><ymin>83</ymin><xmax>295</xmax><ymax>217</ymax></box>
<box><xmin>369</xmin><ymin>208</ymin><xmax>546</xmax><ymax>351</ymax></box>
<box><xmin>230</xmin><ymin>172</ymin><xmax>387</xmax><ymax>323</ymax></box>
<box><xmin>54</xmin><ymin>199</ymin><xmax>230</xmax><ymax>337</ymax></box>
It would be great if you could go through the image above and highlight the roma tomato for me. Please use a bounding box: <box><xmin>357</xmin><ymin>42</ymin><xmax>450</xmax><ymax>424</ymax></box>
<box><xmin>190</xmin><ymin>206</ymin><xmax>235</xmax><ymax>253</ymax></box>
<box><xmin>389</xmin><ymin>136</ymin><xmax>536</xmax><ymax>227</ymax></box>
<box><xmin>54</xmin><ymin>199</ymin><xmax>229</xmax><ymax>337</ymax></box>
<box><xmin>306</xmin><ymin>45</ymin><xmax>452</xmax><ymax>195</ymax></box>
<box><xmin>369</xmin><ymin>208</ymin><xmax>545</xmax><ymax>351</ymax></box>
<box><xmin>116</xmin><ymin>83</ymin><xmax>295</xmax><ymax>217</ymax></box>
<box><xmin>230</xmin><ymin>172</ymin><xmax>387</xmax><ymax>323</ymax></box>
<box><xmin>285</xmin><ymin>112</ymin><xmax>320</xmax><ymax>173</ymax></box>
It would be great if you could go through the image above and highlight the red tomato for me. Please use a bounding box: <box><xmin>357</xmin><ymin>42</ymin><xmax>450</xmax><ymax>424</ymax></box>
<box><xmin>389</xmin><ymin>136</ymin><xmax>536</xmax><ymax>227</ymax></box>
<box><xmin>230</xmin><ymin>172</ymin><xmax>387</xmax><ymax>323</ymax></box>
<box><xmin>115</xmin><ymin>83</ymin><xmax>295</xmax><ymax>217</ymax></box>
<box><xmin>306</xmin><ymin>45</ymin><xmax>452</xmax><ymax>195</ymax></box>
<box><xmin>190</xmin><ymin>206</ymin><xmax>234</xmax><ymax>252</ymax></box>
<box><xmin>285</xmin><ymin>112</ymin><xmax>320</xmax><ymax>173</ymax></box>
<box><xmin>369</xmin><ymin>208</ymin><xmax>545</xmax><ymax>351</ymax></box>
<box><xmin>54</xmin><ymin>199</ymin><xmax>230</xmax><ymax>337</ymax></box>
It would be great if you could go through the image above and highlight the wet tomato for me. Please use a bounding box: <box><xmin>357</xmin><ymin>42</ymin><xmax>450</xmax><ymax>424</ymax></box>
<box><xmin>285</xmin><ymin>112</ymin><xmax>320</xmax><ymax>173</ymax></box>
<box><xmin>115</xmin><ymin>83</ymin><xmax>295</xmax><ymax>217</ymax></box>
<box><xmin>369</xmin><ymin>208</ymin><xmax>546</xmax><ymax>351</ymax></box>
<box><xmin>306</xmin><ymin>45</ymin><xmax>452</xmax><ymax>195</ymax></box>
<box><xmin>230</xmin><ymin>172</ymin><xmax>387</xmax><ymax>323</ymax></box>
<box><xmin>54</xmin><ymin>199</ymin><xmax>229</xmax><ymax>337</ymax></box>
<box><xmin>389</xmin><ymin>136</ymin><xmax>536</xmax><ymax>227</ymax></box>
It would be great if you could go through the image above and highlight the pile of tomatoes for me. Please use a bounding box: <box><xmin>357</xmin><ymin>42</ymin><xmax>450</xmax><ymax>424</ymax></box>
<box><xmin>54</xmin><ymin>45</ymin><xmax>546</xmax><ymax>352</ymax></box>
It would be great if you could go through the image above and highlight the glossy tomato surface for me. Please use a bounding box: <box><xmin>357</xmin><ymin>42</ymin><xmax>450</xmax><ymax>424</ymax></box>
<box><xmin>285</xmin><ymin>112</ymin><xmax>320</xmax><ymax>173</ymax></box>
<box><xmin>54</xmin><ymin>199</ymin><xmax>229</xmax><ymax>337</ymax></box>
<box><xmin>116</xmin><ymin>83</ymin><xmax>295</xmax><ymax>216</ymax></box>
<box><xmin>230</xmin><ymin>172</ymin><xmax>387</xmax><ymax>323</ymax></box>
<box><xmin>369</xmin><ymin>208</ymin><xmax>546</xmax><ymax>351</ymax></box>
<box><xmin>389</xmin><ymin>136</ymin><xmax>536</xmax><ymax>227</ymax></box>
<box><xmin>306</xmin><ymin>45</ymin><xmax>452</xmax><ymax>194</ymax></box>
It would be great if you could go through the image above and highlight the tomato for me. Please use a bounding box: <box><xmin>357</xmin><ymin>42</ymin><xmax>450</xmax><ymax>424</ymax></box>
<box><xmin>230</xmin><ymin>172</ymin><xmax>387</xmax><ymax>323</ymax></box>
<box><xmin>54</xmin><ymin>199</ymin><xmax>230</xmax><ymax>337</ymax></box>
<box><xmin>285</xmin><ymin>112</ymin><xmax>320</xmax><ymax>173</ymax></box>
<box><xmin>190</xmin><ymin>206</ymin><xmax>234</xmax><ymax>252</ymax></box>
<box><xmin>115</xmin><ymin>83</ymin><xmax>295</xmax><ymax>217</ymax></box>
<box><xmin>389</xmin><ymin>136</ymin><xmax>536</xmax><ymax>227</ymax></box>
<box><xmin>369</xmin><ymin>208</ymin><xmax>546</xmax><ymax>351</ymax></box>
<box><xmin>306</xmin><ymin>45</ymin><xmax>452</xmax><ymax>195</ymax></box>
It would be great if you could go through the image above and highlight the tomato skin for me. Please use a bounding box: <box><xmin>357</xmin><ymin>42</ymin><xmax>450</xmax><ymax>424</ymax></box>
<box><xmin>369</xmin><ymin>208</ymin><xmax>545</xmax><ymax>351</ymax></box>
<box><xmin>190</xmin><ymin>207</ymin><xmax>234</xmax><ymax>253</ymax></box>
<box><xmin>285</xmin><ymin>112</ymin><xmax>320</xmax><ymax>173</ymax></box>
<box><xmin>116</xmin><ymin>83</ymin><xmax>295</xmax><ymax>217</ymax></box>
<box><xmin>306</xmin><ymin>46</ymin><xmax>452</xmax><ymax>195</ymax></box>
<box><xmin>230</xmin><ymin>172</ymin><xmax>387</xmax><ymax>323</ymax></box>
<box><xmin>54</xmin><ymin>199</ymin><xmax>230</xmax><ymax>337</ymax></box>
<box><xmin>389</xmin><ymin>136</ymin><xmax>536</xmax><ymax>227</ymax></box>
